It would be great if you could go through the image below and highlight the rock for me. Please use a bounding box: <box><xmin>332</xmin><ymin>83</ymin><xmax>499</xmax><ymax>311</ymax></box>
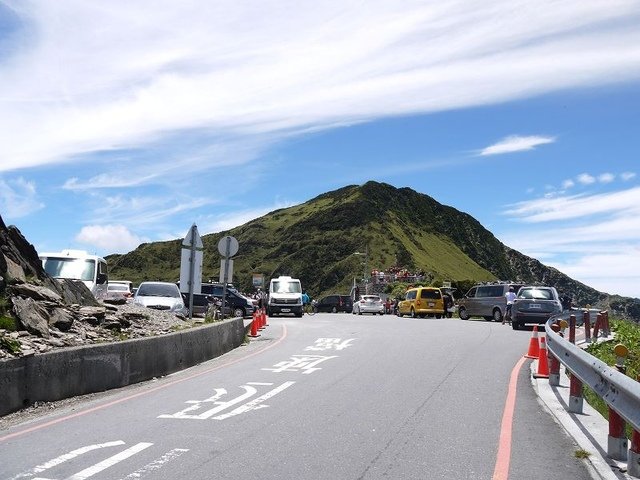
<box><xmin>48</xmin><ymin>308</ymin><xmax>75</xmax><ymax>332</ymax></box>
<box><xmin>11</xmin><ymin>297</ymin><xmax>50</xmax><ymax>338</ymax></box>
<box><xmin>9</xmin><ymin>283</ymin><xmax>62</xmax><ymax>302</ymax></box>
<box><xmin>82</xmin><ymin>316</ymin><xmax>100</xmax><ymax>326</ymax></box>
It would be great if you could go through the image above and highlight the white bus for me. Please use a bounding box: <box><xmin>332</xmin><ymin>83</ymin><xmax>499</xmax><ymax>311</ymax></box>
<box><xmin>39</xmin><ymin>249</ymin><xmax>109</xmax><ymax>300</ymax></box>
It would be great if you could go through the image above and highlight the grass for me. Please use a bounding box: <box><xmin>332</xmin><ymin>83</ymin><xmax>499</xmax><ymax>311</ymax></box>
<box><xmin>0</xmin><ymin>315</ymin><xmax>18</xmax><ymax>331</ymax></box>
<box><xmin>574</xmin><ymin>449</ymin><xmax>591</xmax><ymax>459</ymax></box>
<box><xmin>583</xmin><ymin>317</ymin><xmax>640</xmax><ymax>439</ymax></box>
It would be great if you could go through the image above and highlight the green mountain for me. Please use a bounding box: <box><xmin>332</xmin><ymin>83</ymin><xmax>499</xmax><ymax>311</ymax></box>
<box><xmin>107</xmin><ymin>181</ymin><xmax>639</xmax><ymax>319</ymax></box>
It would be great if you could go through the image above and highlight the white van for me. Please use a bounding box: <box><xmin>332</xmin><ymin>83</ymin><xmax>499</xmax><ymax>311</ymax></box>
<box><xmin>268</xmin><ymin>276</ymin><xmax>303</xmax><ymax>317</ymax></box>
<box><xmin>40</xmin><ymin>249</ymin><xmax>109</xmax><ymax>300</ymax></box>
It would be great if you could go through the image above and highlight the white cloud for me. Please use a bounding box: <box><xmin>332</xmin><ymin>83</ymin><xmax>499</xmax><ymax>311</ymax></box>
<box><xmin>75</xmin><ymin>224</ymin><xmax>148</xmax><ymax>253</ymax></box>
<box><xmin>621</xmin><ymin>172</ymin><xmax>636</xmax><ymax>181</ymax></box>
<box><xmin>0</xmin><ymin>1</ymin><xmax>639</xmax><ymax>178</ymax></box>
<box><xmin>0</xmin><ymin>177</ymin><xmax>44</xmax><ymax>219</ymax></box>
<box><xmin>562</xmin><ymin>179</ymin><xmax>575</xmax><ymax>189</ymax></box>
<box><xmin>505</xmin><ymin>185</ymin><xmax>640</xmax><ymax>223</ymax></box>
<box><xmin>500</xmin><ymin>185</ymin><xmax>640</xmax><ymax>297</ymax></box>
<box><xmin>598</xmin><ymin>173</ymin><xmax>615</xmax><ymax>183</ymax></box>
<box><xmin>577</xmin><ymin>173</ymin><xmax>596</xmax><ymax>185</ymax></box>
<box><xmin>479</xmin><ymin>135</ymin><xmax>556</xmax><ymax>156</ymax></box>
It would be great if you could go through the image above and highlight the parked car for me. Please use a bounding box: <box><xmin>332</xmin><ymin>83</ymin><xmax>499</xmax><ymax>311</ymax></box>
<box><xmin>106</xmin><ymin>281</ymin><xmax>133</xmax><ymax>302</ymax></box>
<box><xmin>457</xmin><ymin>283</ymin><xmax>523</xmax><ymax>322</ymax></box>
<box><xmin>353</xmin><ymin>295</ymin><xmax>385</xmax><ymax>315</ymax></box>
<box><xmin>511</xmin><ymin>286</ymin><xmax>562</xmax><ymax>330</ymax></box>
<box><xmin>315</xmin><ymin>294</ymin><xmax>353</xmax><ymax>313</ymax></box>
<box><xmin>397</xmin><ymin>286</ymin><xmax>445</xmax><ymax>318</ymax></box>
<box><xmin>134</xmin><ymin>281</ymin><xmax>187</xmax><ymax>315</ymax></box>
<box><xmin>177</xmin><ymin>282</ymin><xmax>255</xmax><ymax>318</ymax></box>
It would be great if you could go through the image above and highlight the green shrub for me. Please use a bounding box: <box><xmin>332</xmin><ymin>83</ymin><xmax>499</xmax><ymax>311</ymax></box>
<box><xmin>584</xmin><ymin>318</ymin><xmax>640</xmax><ymax>439</ymax></box>
<box><xmin>0</xmin><ymin>315</ymin><xmax>17</xmax><ymax>331</ymax></box>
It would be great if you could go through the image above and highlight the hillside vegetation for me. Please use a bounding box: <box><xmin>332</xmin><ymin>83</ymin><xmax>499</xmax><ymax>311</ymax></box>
<box><xmin>108</xmin><ymin>181</ymin><xmax>639</xmax><ymax>319</ymax></box>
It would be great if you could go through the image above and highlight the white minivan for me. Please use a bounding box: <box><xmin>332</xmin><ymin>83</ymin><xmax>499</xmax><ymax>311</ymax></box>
<box><xmin>40</xmin><ymin>249</ymin><xmax>109</xmax><ymax>300</ymax></box>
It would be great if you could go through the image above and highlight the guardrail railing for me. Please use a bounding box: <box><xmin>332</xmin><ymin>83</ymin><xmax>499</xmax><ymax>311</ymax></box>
<box><xmin>544</xmin><ymin>310</ymin><xmax>640</xmax><ymax>477</ymax></box>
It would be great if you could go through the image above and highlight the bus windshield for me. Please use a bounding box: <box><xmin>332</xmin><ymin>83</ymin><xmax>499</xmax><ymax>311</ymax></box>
<box><xmin>43</xmin><ymin>258</ymin><xmax>96</xmax><ymax>282</ymax></box>
<box><xmin>272</xmin><ymin>280</ymin><xmax>301</xmax><ymax>293</ymax></box>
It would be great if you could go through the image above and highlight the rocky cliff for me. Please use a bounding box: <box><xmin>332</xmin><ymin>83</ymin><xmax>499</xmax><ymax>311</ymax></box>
<box><xmin>0</xmin><ymin>215</ymin><xmax>190</xmax><ymax>360</ymax></box>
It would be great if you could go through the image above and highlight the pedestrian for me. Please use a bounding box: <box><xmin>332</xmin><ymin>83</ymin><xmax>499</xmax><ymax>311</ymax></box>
<box><xmin>503</xmin><ymin>287</ymin><xmax>516</xmax><ymax>324</ymax></box>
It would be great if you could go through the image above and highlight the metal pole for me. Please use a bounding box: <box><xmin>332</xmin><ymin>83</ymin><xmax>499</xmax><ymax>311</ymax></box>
<box><xmin>221</xmin><ymin>236</ymin><xmax>231</xmax><ymax>319</ymax></box>
<box><xmin>188</xmin><ymin>225</ymin><xmax>196</xmax><ymax>320</ymax></box>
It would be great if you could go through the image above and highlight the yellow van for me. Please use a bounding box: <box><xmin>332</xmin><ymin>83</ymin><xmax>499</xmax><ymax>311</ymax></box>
<box><xmin>397</xmin><ymin>287</ymin><xmax>445</xmax><ymax>318</ymax></box>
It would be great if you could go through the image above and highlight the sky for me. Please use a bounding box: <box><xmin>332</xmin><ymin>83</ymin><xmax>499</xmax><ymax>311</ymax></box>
<box><xmin>0</xmin><ymin>0</ymin><xmax>639</xmax><ymax>298</ymax></box>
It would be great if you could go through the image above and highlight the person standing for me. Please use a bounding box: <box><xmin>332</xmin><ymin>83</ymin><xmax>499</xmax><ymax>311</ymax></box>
<box><xmin>503</xmin><ymin>287</ymin><xmax>516</xmax><ymax>325</ymax></box>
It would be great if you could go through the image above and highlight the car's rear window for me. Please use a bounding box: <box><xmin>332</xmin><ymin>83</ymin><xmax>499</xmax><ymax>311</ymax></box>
<box><xmin>420</xmin><ymin>289</ymin><xmax>441</xmax><ymax>299</ymax></box>
<box><xmin>518</xmin><ymin>288</ymin><xmax>553</xmax><ymax>300</ymax></box>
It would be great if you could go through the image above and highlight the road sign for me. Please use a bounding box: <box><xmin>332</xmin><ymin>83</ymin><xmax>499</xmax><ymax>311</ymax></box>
<box><xmin>217</xmin><ymin>236</ymin><xmax>239</xmax><ymax>257</ymax></box>
<box><xmin>180</xmin><ymin>224</ymin><xmax>204</xmax><ymax>319</ymax></box>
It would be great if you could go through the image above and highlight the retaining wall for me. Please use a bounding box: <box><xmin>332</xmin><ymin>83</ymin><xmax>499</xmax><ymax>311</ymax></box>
<box><xmin>0</xmin><ymin>317</ymin><xmax>245</xmax><ymax>416</ymax></box>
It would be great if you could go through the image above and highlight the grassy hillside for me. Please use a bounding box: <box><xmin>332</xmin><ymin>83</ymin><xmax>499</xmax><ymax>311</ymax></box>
<box><xmin>107</xmin><ymin>181</ymin><xmax>639</xmax><ymax>319</ymax></box>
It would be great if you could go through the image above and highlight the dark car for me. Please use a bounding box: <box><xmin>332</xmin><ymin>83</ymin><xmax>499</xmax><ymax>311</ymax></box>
<box><xmin>511</xmin><ymin>286</ymin><xmax>562</xmax><ymax>330</ymax></box>
<box><xmin>315</xmin><ymin>294</ymin><xmax>353</xmax><ymax>313</ymax></box>
<box><xmin>178</xmin><ymin>282</ymin><xmax>255</xmax><ymax>318</ymax></box>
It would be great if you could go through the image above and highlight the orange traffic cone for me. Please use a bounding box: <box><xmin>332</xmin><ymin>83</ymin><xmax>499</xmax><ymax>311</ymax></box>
<box><xmin>534</xmin><ymin>336</ymin><xmax>550</xmax><ymax>379</ymax></box>
<box><xmin>524</xmin><ymin>325</ymin><xmax>540</xmax><ymax>359</ymax></box>
<box><xmin>248</xmin><ymin>311</ymin><xmax>260</xmax><ymax>337</ymax></box>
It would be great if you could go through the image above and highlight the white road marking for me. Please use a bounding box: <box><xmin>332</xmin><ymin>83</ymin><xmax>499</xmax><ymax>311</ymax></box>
<box><xmin>63</xmin><ymin>442</ymin><xmax>153</xmax><ymax>480</ymax></box>
<box><xmin>158</xmin><ymin>385</ymin><xmax>258</xmax><ymax>420</ymax></box>
<box><xmin>116</xmin><ymin>448</ymin><xmax>189</xmax><ymax>479</ymax></box>
<box><xmin>12</xmin><ymin>441</ymin><xmax>126</xmax><ymax>480</ymax></box>
<box><xmin>305</xmin><ymin>338</ymin><xmax>356</xmax><ymax>351</ymax></box>
<box><xmin>213</xmin><ymin>381</ymin><xmax>296</xmax><ymax>420</ymax></box>
<box><xmin>262</xmin><ymin>355</ymin><xmax>338</xmax><ymax>374</ymax></box>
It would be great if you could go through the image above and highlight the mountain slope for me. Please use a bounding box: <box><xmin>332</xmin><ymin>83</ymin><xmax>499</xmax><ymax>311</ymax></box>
<box><xmin>107</xmin><ymin>181</ymin><xmax>639</xmax><ymax>318</ymax></box>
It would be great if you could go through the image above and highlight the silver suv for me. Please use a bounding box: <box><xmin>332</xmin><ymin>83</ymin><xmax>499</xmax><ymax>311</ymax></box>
<box><xmin>457</xmin><ymin>283</ymin><xmax>523</xmax><ymax>322</ymax></box>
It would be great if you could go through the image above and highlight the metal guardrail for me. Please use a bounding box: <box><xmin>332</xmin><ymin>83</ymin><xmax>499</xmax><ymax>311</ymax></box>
<box><xmin>545</xmin><ymin>311</ymin><xmax>640</xmax><ymax>432</ymax></box>
<box><xmin>544</xmin><ymin>310</ymin><xmax>640</xmax><ymax>477</ymax></box>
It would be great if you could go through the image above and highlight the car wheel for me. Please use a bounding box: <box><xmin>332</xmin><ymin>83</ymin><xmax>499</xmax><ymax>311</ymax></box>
<box><xmin>512</xmin><ymin>321</ymin><xmax>520</xmax><ymax>330</ymax></box>
<box><xmin>435</xmin><ymin>314</ymin><xmax>442</xmax><ymax>319</ymax></box>
<box><xmin>332</xmin><ymin>306</ymin><xmax>337</xmax><ymax>313</ymax></box>
<box><xmin>233</xmin><ymin>307</ymin><xmax>245</xmax><ymax>318</ymax></box>
<box><xmin>492</xmin><ymin>309</ymin><xmax>503</xmax><ymax>322</ymax></box>
<box><xmin>458</xmin><ymin>307</ymin><xmax>469</xmax><ymax>320</ymax></box>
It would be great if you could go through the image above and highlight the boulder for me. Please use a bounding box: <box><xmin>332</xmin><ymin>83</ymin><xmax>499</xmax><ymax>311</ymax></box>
<box><xmin>11</xmin><ymin>297</ymin><xmax>50</xmax><ymax>338</ymax></box>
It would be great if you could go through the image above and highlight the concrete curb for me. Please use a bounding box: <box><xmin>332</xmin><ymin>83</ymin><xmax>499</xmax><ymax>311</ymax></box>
<box><xmin>0</xmin><ymin>317</ymin><xmax>245</xmax><ymax>417</ymax></box>
<box><xmin>531</xmin><ymin>359</ymin><xmax>631</xmax><ymax>480</ymax></box>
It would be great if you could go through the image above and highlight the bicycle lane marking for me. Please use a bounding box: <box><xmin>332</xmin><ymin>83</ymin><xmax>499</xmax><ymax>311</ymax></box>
<box><xmin>492</xmin><ymin>355</ymin><xmax>527</xmax><ymax>480</ymax></box>
<box><xmin>0</xmin><ymin>324</ymin><xmax>288</xmax><ymax>443</ymax></box>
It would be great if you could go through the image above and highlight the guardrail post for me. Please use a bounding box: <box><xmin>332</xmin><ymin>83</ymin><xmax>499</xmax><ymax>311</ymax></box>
<box><xmin>568</xmin><ymin>314</ymin><xmax>584</xmax><ymax>413</ymax></box>
<box><xmin>630</xmin><ymin>375</ymin><xmax>640</xmax><ymax>478</ymax></box>
<box><xmin>608</xmin><ymin>344</ymin><xmax>629</xmax><ymax>461</ymax></box>
<box><xmin>583</xmin><ymin>310</ymin><xmax>591</xmax><ymax>343</ymax></box>
<box><xmin>593</xmin><ymin>313</ymin><xmax>602</xmax><ymax>341</ymax></box>
<box><xmin>549</xmin><ymin>323</ymin><xmax>562</xmax><ymax>386</ymax></box>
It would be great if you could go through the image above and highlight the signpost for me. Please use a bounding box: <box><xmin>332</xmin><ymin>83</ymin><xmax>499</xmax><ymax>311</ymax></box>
<box><xmin>217</xmin><ymin>236</ymin><xmax>239</xmax><ymax>319</ymax></box>
<box><xmin>180</xmin><ymin>224</ymin><xmax>203</xmax><ymax>320</ymax></box>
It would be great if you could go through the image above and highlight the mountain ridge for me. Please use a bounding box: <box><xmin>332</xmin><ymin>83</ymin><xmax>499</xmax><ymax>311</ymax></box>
<box><xmin>108</xmin><ymin>181</ymin><xmax>639</xmax><ymax>319</ymax></box>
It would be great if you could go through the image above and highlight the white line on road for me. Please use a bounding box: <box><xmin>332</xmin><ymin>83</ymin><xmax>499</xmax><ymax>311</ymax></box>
<box><xmin>64</xmin><ymin>442</ymin><xmax>153</xmax><ymax>480</ymax></box>
<box><xmin>116</xmin><ymin>448</ymin><xmax>189</xmax><ymax>479</ymax></box>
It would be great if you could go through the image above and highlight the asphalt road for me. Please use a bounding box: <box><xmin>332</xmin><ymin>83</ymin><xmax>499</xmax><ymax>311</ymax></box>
<box><xmin>0</xmin><ymin>313</ymin><xmax>592</xmax><ymax>480</ymax></box>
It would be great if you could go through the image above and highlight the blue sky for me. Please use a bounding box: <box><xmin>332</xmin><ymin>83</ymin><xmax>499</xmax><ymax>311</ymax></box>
<box><xmin>0</xmin><ymin>1</ymin><xmax>639</xmax><ymax>298</ymax></box>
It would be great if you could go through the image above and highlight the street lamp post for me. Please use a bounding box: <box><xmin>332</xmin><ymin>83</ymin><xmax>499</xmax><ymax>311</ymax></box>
<box><xmin>354</xmin><ymin>245</ymin><xmax>369</xmax><ymax>294</ymax></box>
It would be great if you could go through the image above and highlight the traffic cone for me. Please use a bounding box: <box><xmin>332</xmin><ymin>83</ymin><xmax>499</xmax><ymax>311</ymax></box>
<box><xmin>248</xmin><ymin>311</ymin><xmax>260</xmax><ymax>337</ymax></box>
<box><xmin>524</xmin><ymin>325</ymin><xmax>540</xmax><ymax>359</ymax></box>
<box><xmin>533</xmin><ymin>336</ymin><xmax>550</xmax><ymax>379</ymax></box>
<box><xmin>262</xmin><ymin>308</ymin><xmax>269</xmax><ymax>326</ymax></box>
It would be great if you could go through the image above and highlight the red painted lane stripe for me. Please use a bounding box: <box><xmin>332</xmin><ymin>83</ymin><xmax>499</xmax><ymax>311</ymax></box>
<box><xmin>0</xmin><ymin>324</ymin><xmax>288</xmax><ymax>443</ymax></box>
<box><xmin>492</xmin><ymin>356</ymin><xmax>527</xmax><ymax>480</ymax></box>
